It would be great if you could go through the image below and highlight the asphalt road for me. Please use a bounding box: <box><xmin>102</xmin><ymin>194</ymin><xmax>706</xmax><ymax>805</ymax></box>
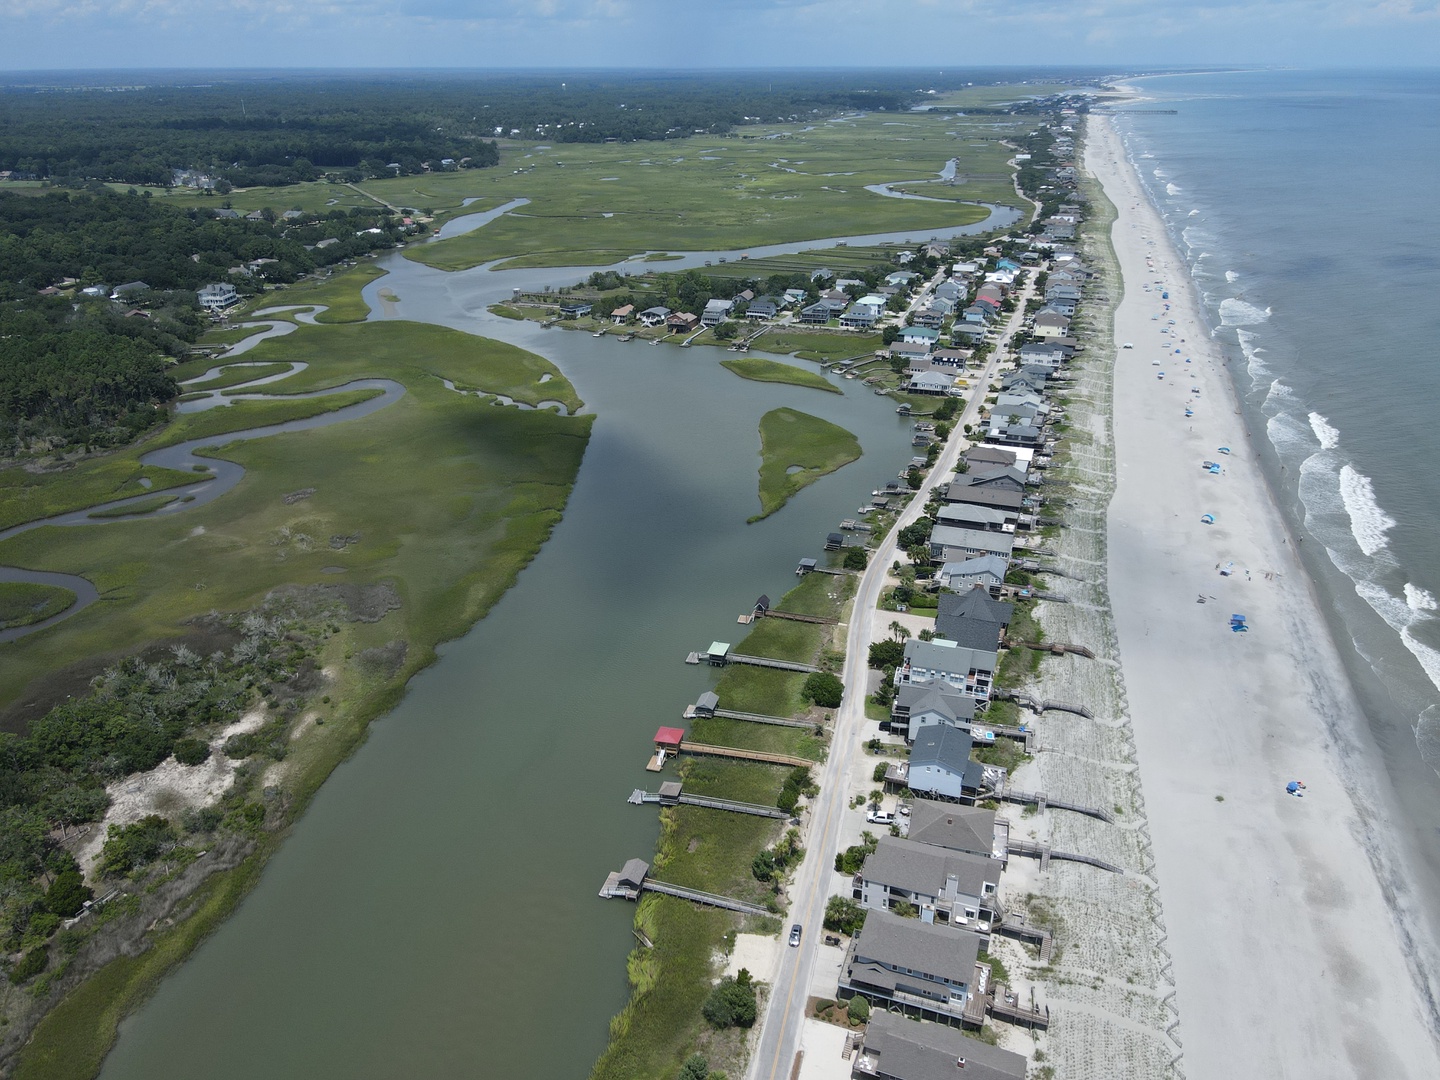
<box><xmin>746</xmin><ymin>274</ymin><xmax>1036</xmax><ymax>1080</ymax></box>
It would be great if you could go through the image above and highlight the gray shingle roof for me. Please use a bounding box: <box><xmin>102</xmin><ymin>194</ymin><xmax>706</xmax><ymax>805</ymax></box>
<box><xmin>853</xmin><ymin>910</ymin><xmax>982</xmax><ymax>986</ymax></box>
<box><xmin>858</xmin><ymin>1011</ymin><xmax>1026</xmax><ymax>1080</ymax></box>
<box><xmin>908</xmin><ymin>725</ymin><xmax>985</xmax><ymax>792</ymax></box>
<box><xmin>860</xmin><ymin>835</ymin><xmax>999</xmax><ymax>903</ymax></box>
<box><xmin>905</xmin><ymin>801</ymin><xmax>997</xmax><ymax>858</ymax></box>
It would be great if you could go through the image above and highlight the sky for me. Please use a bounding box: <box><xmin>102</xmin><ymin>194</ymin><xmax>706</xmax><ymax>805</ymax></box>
<box><xmin>3</xmin><ymin>0</ymin><xmax>1439</xmax><ymax>71</ymax></box>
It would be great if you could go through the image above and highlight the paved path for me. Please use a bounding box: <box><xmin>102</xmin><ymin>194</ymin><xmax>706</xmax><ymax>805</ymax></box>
<box><xmin>746</xmin><ymin>271</ymin><xmax>1037</xmax><ymax>1080</ymax></box>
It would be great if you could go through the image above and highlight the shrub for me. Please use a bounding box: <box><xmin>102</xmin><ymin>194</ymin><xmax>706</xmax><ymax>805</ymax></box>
<box><xmin>679</xmin><ymin>1053</ymin><xmax>710</xmax><ymax>1080</ymax></box>
<box><xmin>99</xmin><ymin>814</ymin><xmax>177</xmax><ymax>876</ymax></box>
<box><xmin>703</xmin><ymin>974</ymin><xmax>758</xmax><ymax>1029</ymax></box>
<box><xmin>173</xmin><ymin>737</ymin><xmax>211</xmax><ymax>766</ymax></box>
<box><xmin>752</xmin><ymin>849</ymin><xmax>776</xmax><ymax>882</ymax></box>
<box><xmin>802</xmin><ymin>672</ymin><xmax>844</xmax><ymax>709</ymax></box>
<box><xmin>8</xmin><ymin>947</ymin><xmax>48</xmax><ymax>985</ymax></box>
<box><xmin>872</xmin><ymin>762</ymin><xmax>888</xmax><ymax>783</ymax></box>
<box><xmin>868</xmin><ymin>639</ymin><xmax>904</xmax><ymax>670</ymax></box>
<box><xmin>824</xmin><ymin>896</ymin><xmax>867</xmax><ymax>936</ymax></box>
<box><xmin>45</xmin><ymin>869</ymin><xmax>93</xmax><ymax>917</ymax></box>
<box><xmin>848</xmin><ymin>994</ymin><xmax>871</xmax><ymax>1022</ymax></box>
<box><xmin>842</xmin><ymin>547</ymin><xmax>868</xmax><ymax>571</ymax></box>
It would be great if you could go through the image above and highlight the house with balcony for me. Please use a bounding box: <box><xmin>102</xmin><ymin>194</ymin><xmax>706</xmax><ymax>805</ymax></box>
<box><xmin>853</xmin><ymin>835</ymin><xmax>1002</xmax><ymax>930</ymax></box>
<box><xmin>889</xmin><ymin>681</ymin><xmax>977</xmax><ymax>743</ymax></box>
<box><xmin>897</xmin><ymin>639</ymin><xmax>997</xmax><ymax>702</ymax></box>
<box><xmin>839</xmin><ymin>911</ymin><xmax>986</xmax><ymax>1025</ymax></box>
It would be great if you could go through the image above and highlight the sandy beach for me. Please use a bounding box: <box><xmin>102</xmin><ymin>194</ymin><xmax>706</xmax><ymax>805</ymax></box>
<box><xmin>1091</xmin><ymin>114</ymin><xmax>1440</xmax><ymax>1077</ymax></box>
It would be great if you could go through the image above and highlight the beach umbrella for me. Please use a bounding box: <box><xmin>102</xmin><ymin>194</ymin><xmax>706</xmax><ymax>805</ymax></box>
<box><xmin>1218</xmin><ymin>447</ymin><xmax>1231</xmax><ymax>455</ymax></box>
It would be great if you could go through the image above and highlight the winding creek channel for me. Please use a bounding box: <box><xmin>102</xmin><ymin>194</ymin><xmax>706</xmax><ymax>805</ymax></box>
<box><xmin>78</xmin><ymin>201</ymin><xmax>1022</xmax><ymax>1080</ymax></box>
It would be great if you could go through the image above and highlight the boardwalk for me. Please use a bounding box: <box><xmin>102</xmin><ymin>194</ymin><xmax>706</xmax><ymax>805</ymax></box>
<box><xmin>729</xmin><ymin>653</ymin><xmax>820</xmax><ymax>673</ymax></box>
<box><xmin>628</xmin><ymin>788</ymin><xmax>790</xmax><ymax>820</ymax></box>
<box><xmin>679</xmin><ymin>740</ymin><xmax>811</xmax><ymax>769</ymax></box>
<box><xmin>710</xmin><ymin>708</ymin><xmax>813</xmax><ymax>730</ymax></box>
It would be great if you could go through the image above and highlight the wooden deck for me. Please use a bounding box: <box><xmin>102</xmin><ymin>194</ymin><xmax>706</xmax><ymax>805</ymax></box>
<box><xmin>680</xmin><ymin>740</ymin><xmax>811</xmax><ymax>769</ymax></box>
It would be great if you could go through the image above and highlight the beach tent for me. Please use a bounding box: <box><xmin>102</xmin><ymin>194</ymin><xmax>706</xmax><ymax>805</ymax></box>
<box><xmin>1218</xmin><ymin>447</ymin><xmax>1231</xmax><ymax>455</ymax></box>
<box><xmin>1208</xmin><ymin>463</ymin><xmax>1222</xmax><ymax>474</ymax></box>
<box><xmin>1185</xmin><ymin>409</ymin><xmax>1194</xmax><ymax>417</ymax></box>
<box><xmin>1201</xmin><ymin>514</ymin><xmax>1215</xmax><ymax>524</ymax></box>
<box><xmin>1230</xmin><ymin>614</ymin><xmax>1248</xmax><ymax>632</ymax></box>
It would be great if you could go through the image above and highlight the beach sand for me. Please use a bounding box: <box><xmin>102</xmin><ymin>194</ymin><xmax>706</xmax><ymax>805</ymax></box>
<box><xmin>1091</xmin><ymin>114</ymin><xmax>1440</xmax><ymax>1078</ymax></box>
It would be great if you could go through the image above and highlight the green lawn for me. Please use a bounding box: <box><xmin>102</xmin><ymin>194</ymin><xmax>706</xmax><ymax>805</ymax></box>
<box><xmin>760</xmin><ymin>330</ymin><xmax>883</xmax><ymax>364</ymax></box>
<box><xmin>720</xmin><ymin>358</ymin><xmax>839</xmax><ymax>394</ymax></box>
<box><xmin>751</xmin><ymin>407</ymin><xmax>862</xmax><ymax>522</ymax></box>
<box><xmin>0</xmin><ymin>582</ymin><xmax>75</xmax><ymax>629</ymax></box>
<box><xmin>403</xmin><ymin>111</ymin><xmax>1024</xmax><ymax>271</ymax></box>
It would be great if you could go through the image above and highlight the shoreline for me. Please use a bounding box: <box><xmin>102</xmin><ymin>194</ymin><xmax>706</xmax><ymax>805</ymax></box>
<box><xmin>1091</xmin><ymin>112</ymin><xmax>1440</xmax><ymax>1078</ymax></box>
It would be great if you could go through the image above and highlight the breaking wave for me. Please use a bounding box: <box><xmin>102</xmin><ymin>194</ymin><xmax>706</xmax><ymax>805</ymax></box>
<box><xmin>1407</xmin><ymin>584</ymin><xmax>1439</xmax><ymax>613</ymax></box>
<box><xmin>1225</xmin><ymin>269</ymin><xmax>1240</xmax><ymax>283</ymax></box>
<box><xmin>1356</xmin><ymin>580</ymin><xmax>1440</xmax><ymax>698</ymax></box>
<box><xmin>1219</xmin><ymin>297</ymin><xmax>1271</xmax><ymax>326</ymax></box>
<box><xmin>1309</xmin><ymin>412</ymin><xmax>1341</xmax><ymax>451</ymax></box>
<box><xmin>1340</xmin><ymin>464</ymin><xmax>1396</xmax><ymax>556</ymax></box>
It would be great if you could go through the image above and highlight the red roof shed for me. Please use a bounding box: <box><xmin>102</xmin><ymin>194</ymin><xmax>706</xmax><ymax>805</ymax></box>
<box><xmin>654</xmin><ymin>727</ymin><xmax>686</xmax><ymax>748</ymax></box>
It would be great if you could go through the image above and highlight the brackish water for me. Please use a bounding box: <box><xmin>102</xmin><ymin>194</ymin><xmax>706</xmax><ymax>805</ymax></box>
<box><xmin>96</xmin><ymin>204</ymin><xmax>1011</xmax><ymax>1077</ymax></box>
<box><xmin>1114</xmin><ymin>69</ymin><xmax>1440</xmax><ymax>1016</ymax></box>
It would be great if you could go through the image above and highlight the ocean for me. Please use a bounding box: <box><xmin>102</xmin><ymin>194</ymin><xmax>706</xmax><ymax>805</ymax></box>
<box><xmin>1113</xmin><ymin>68</ymin><xmax>1440</xmax><ymax>1003</ymax></box>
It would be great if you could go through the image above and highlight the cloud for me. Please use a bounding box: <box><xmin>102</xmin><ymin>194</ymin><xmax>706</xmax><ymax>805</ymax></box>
<box><xmin>2</xmin><ymin>0</ymin><xmax>1438</xmax><ymax>68</ymax></box>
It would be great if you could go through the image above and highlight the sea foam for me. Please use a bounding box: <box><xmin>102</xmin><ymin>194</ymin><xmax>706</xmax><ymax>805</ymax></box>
<box><xmin>1225</xmin><ymin>270</ymin><xmax>1240</xmax><ymax>283</ymax></box>
<box><xmin>1356</xmin><ymin>580</ymin><xmax>1440</xmax><ymax>698</ymax></box>
<box><xmin>1219</xmin><ymin>297</ymin><xmax>1272</xmax><ymax>326</ymax></box>
<box><xmin>1309</xmin><ymin>412</ymin><xmax>1340</xmax><ymax>450</ymax></box>
<box><xmin>1406</xmin><ymin>583</ymin><xmax>1439</xmax><ymax>613</ymax></box>
<box><xmin>1166</xmin><ymin>182</ymin><xmax>1182</xmax><ymax>196</ymax></box>
<box><xmin>1340</xmin><ymin>464</ymin><xmax>1396</xmax><ymax>556</ymax></box>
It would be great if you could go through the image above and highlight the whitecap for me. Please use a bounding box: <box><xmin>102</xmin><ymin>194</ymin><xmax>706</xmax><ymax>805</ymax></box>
<box><xmin>1237</xmin><ymin>328</ymin><xmax>1269</xmax><ymax>380</ymax></box>
<box><xmin>1356</xmin><ymin>580</ymin><xmax>1440</xmax><ymax>697</ymax></box>
<box><xmin>1340</xmin><ymin>464</ymin><xmax>1396</xmax><ymax>556</ymax></box>
<box><xmin>1188</xmin><ymin>209</ymin><xmax>1200</xmax><ymax>217</ymax></box>
<box><xmin>1219</xmin><ymin>297</ymin><xmax>1271</xmax><ymax>326</ymax></box>
<box><xmin>1165</xmin><ymin>182</ymin><xmax>1182</xmax><ymax>196</ymax></box>
<box><xmin>1225</xmin><ymin>270</ymin><xmax>1240</xmax><ymax>284</ymax></box>
<box><xmin>1406</xmin><ymin>583</ymin><xmax>1439</xmax><ymax>613</ymax></box>
<box><xmin>1152</xmin><ymin>168</ymin><xmax>1167</xmax><ymax>179</ymax></box>
<box><xmin>1309</xmin><ymin>411</ymin><xmax>1340</xmax><ymax>450</ymax></box>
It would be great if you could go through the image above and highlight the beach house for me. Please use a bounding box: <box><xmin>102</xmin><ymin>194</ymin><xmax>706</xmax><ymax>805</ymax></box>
<box><xmin>838</xmin><ymin>911</ymin><xmax>985</xmax><ymax>1022</ymax></box>
<box><xmin>850</xmin><ymin>1012</ymin><xmax>1027</xmax><ymax>1080</ymax></box>
<box><xmin>897</xmin><ymin>638</ymin><xmax>997</xmax><ymax>702</ymax></box>
<box><xmin>853</xmin><ymin>834</ymin><xmax>1002</xmax><ymax>929</ymax></box>
<box><xmin>935</xmin><ymin>555</ymin><xmax>1009</xmax><ymax>596</ymax></box>
<box><xmin>934</xmin><ymin>588</ymin><xmax>1012</xmax><ymax>652</ymax></box>
<box><xmin>928</xmin><ymin>524</ymin><xmax>1014</xmax><ymax>564</ymax></box>
<box><xmin>904</xmin><ymin>801</ymin><xmax>1009</xmax><ymax>865</ymax></box>
<box><xmin>889</xmin><ymin>681</ymin><xmax>977</xmax><ymax>743</ymax></box>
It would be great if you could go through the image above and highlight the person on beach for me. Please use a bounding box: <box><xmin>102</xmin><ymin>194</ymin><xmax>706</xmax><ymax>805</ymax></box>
<box><xmin>1286</xmin><ymin>780</ymin><xmax>1306</xmax><ymax>797</ymax></box>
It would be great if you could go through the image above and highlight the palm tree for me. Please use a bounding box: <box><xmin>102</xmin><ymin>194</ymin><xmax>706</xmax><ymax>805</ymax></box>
<box><xmin>889</xmin><ymin>620</ymin><xmax>911</xmax><ymax>643</ymax></box>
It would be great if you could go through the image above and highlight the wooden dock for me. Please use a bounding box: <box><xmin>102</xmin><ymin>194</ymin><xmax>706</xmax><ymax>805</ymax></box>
<box><xmin>711</xmin><ymin>708</ymin><xmax>813</xmax><ymax>730</ymax></box>
<box><xmin>599</xmin><ymin>860</ymin><xmax>773</xmax><ymax>917</ymax></box>
<box><xmin>729</xmin><ymin>653</ymin><xmax>820</xmax><ymax>673</ymax></box>
<box><xmin>680</xmin><ymin>740</ymin><xmax>811</xmax><ymax>769</ymax></box>
<box><xmin>628</xmin><ymin>788</ymin><xmax>789</xmax><ymax>820</ymax></box>
<box><xmin>762</xmin><ymin>609</ymin><xmax>839</xmax><ymax>626</ymax></box>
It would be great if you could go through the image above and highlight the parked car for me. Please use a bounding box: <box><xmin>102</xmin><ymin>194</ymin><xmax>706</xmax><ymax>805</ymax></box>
<box><xmin>866</xmin><ymin>810</ymin><xmax>895</xmax><ymax>825</ymax></box>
